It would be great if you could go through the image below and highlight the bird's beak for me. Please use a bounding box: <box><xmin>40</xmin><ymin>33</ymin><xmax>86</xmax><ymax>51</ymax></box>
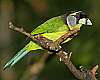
<box><xmin>79</xmin><ymin>18</ymin><xmax>92</xmax><ymax>25</ymax></box>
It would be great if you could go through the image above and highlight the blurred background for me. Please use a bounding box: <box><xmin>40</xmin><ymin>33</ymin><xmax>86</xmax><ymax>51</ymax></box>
<box><xmin>0</xmin><ymin>0</ymin><xmax>100</xmax><ymax>80</ymax></box>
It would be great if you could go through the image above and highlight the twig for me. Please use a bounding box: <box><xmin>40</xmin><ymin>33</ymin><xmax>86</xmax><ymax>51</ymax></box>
<box><xmin>56</xmin><ymin>51</ymin><xmax>83</xmax><ymax>79</ymax></box>
<box><xmin>56</xmin><ymin>50</ymin><xmax>98</xmax><ymax>80</ymax></box>
<box><xmin>8</xmin><ymin>22</ymin><xmax>98</xmax><ymax>80</ymax></box>
<box><xmin>54</xmin><ymin>29</ymin><xmax>79</xmax><ymax>47</ymax></box>
<box><xmin>9</xmin><ymin>22</ymin><xmax>54</xmax><ymax>50</ymax></box>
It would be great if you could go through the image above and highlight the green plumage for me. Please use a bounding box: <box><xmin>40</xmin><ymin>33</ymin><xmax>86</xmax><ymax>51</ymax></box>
<box><xmin>31</xmin><ymin>16</ymin><xmax>69</xmax><ymax>34</ymax></box>
<box><xmin>4</xmin><ymin>11</ymin><xmax>91</xmax><ymax>69</ymax></box>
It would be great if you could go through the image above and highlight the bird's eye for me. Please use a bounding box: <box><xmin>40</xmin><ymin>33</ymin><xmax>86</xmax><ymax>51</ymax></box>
<box><xmin>66</xmin><ymin>15</ymin><xmax>77</xmax><ymax>27</ymax></box>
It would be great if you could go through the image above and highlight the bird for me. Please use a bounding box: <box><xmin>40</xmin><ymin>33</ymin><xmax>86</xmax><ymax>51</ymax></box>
<box><xmin>4</xmin><ymin>11</ymin><xmax>92</xmax><ymax>69</ymax></box>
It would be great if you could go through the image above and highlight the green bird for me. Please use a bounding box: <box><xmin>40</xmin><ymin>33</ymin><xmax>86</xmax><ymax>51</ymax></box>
<box><xmin>4</xmin><ymin>11</ymin><xmax>92</xmax><ymax>69</ymax></box>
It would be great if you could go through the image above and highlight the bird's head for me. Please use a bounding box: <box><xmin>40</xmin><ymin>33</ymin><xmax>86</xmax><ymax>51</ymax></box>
<box><xmin>66</xmin><ymin>11</ymin><xmax>92</xmax><ymax>30</ymax></box>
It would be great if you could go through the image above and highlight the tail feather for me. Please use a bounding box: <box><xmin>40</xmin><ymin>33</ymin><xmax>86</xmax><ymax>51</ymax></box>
<box><xmin>3</xmin><ymin>41</ymin><xmax>43</xmax><ymax>70</ymax></box>
<box><xmin>10</xmin><ymin>50</ymin><xmax>28</xmax><ymax>67</ymax></box>
<box><xmin>3</xmin><ymin>47</ymin><xmax>29</xmax><ymax>70</ymax></box>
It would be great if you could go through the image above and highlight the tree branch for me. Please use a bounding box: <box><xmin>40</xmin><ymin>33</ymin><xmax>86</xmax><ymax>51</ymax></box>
<box><xmin>56</xmin><ymin>51</ymin><xmax>83</xmax><ymax>79</ymax></box>
<box><xmin>9</xmin><ymin>22</ymin><xmax>80</xmax><ymax>51</ymax></box>
<box><xmin>56</xmin><ymin>50</ymin><xmax>98</xmax><ymax>80</ymax></box>
<box><xmin>8</xmin><ymin>22</ymin><xmax>98</xmax><ymax>80</ymax></box>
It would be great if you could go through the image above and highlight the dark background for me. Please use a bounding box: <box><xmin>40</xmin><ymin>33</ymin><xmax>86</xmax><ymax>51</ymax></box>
<box><xmin>0</xmin><ymin>0</ymin><xmax>100</xmax><ymax>80</ymax></box>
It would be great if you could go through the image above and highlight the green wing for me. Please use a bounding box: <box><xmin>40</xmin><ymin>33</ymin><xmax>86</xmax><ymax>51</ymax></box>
<box><xmin>31</xmin><ymin>16</ymin><xmax>69</xmax><ymax>35</ymax></box>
